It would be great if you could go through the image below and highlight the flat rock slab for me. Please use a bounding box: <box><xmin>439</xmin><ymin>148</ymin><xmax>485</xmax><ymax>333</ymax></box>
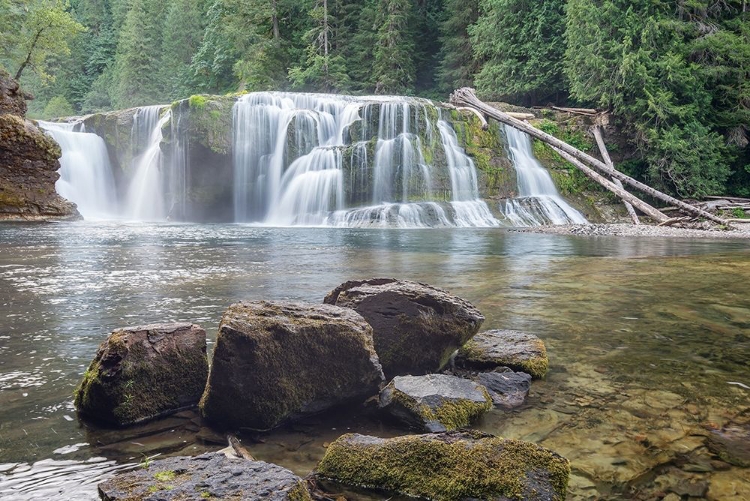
<box><xmin>316</xmin><ymin>431</ymin><xmax>570</xmax><ymax>501</ymax></box>
<box><xmin>75</xmin><ymin>323</ymin><xmax>208</xmax><ymax>426</ymax></box>
<box><xmin>477</xmin><ymin>369</ymin><xmax>532</xmax><ymax>409</ymax></box>
<box><xmin>456</xmin><ymin>330</ymin><xmax>549</xmax><ymax>378</ymax></box>
<box><xmin>380</xmin><ymin>374</ymin><xmax>492</xmax><ymax>432</ymax></box>
<box><xmin>200</xmin><ymin>301</ymin><xmax>384</xmax><ymax>431</ymax></box>
<box><xmin>98</xmin><ymin>452</ymin><xmax>311</xmax><ymax>500</ymax></box>
<box><xmin>707</xmin><ymin>420</ymin><xmax>750</xmax><ymax>467</ymax></box>
<box><xmin>324</xmin><ymin>278</ymin><xmax>484</xmax><ymax>378</ymax></box>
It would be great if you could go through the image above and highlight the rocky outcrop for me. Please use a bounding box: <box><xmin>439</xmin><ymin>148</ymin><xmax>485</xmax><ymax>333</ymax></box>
<box><xmin>316</xmin><ymin>431</ymin><xmax>571</xmax><ymax>501</ymax></box>
<box><xmin>200</xmin><ymin>301</ymin><xmax>385</xmax><ymax>431</ymax></box>
<box><xmin>0</xmin><ymin>69</ymin><xmax>79</xmax><ymax>220</ymax></box>
<box><xmin>324</xmin><ymin>278</ymin><xmax>484</xmax><ymax>378</ymax></box>
<box><xmin>476</xmin><ymin>368</ymin><xmax>532</xmax><ymax>409</ymax></box>
<box><xmin>98</xmin><ymin>452</ymin><xmax>312</xmax><ymax>500</ymax></box>
<box><xmin>74</xmin><ymin>323</ymin><xmax>208</xmax><ymax>426</ymax></box>
<box><xmin>456</xmin><ymin>329</ymin><xmax>549</xmax><ymax>378</ymax></box>
<box><xmin>379</xmin><ymin>374</ymin><xmax>492</xmax><ymax>432</ymax></box>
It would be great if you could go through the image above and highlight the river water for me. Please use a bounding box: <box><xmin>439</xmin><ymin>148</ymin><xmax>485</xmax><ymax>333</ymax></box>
<box><xmin>0</xmin><ymin>222</ymin><xmax>748</xmax><ymax>500</ymax></box>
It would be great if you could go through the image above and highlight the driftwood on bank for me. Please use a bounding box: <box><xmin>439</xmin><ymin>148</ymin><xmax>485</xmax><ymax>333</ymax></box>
<box><xmin>450</xmin><ymin>87</ymin><xmax>733</xmax><ymax>228</ymax></box>
<box><xmin>592</xmin><ymin>126</ymin><xmax>640</xmax><ymax>225</ymax></box>
<box><xmin>551</xmin><ymin>106</ymin><xmax>598</xmax><ymax>116</ymax></box>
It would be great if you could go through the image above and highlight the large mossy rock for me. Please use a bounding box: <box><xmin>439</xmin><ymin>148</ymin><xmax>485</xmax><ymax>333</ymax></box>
<box><xmin>456</xmin><ymin>329</ymin><xmax>549</xmax><ymax>379</ymax></box>
<box><xmin>379</xmin><ymin>374</ymin><xmax>492</xmax><ymax>432</ymax></box>
<box><xmin>316</xmin><ymin>431</ymin><xmax>570</xmax><ymax>501</ymax></box>
<box><xmin>98</xmin><ymin>452</ymin><xmax>312</xmax><ymax>501</ymax></box>
<box><xmin>324</xmin><ymin>278</ymin><xmax>484</xmax><ymax>378</ymax></box>
<box><xmin>74</xmin><ymin>323</ymin><xmax>208</xmax><ymax>426</ymax></box>
<box><xmin>200</xmin><ymin>301</ymin><xmax>385</xmax><ymax>431</ymax></box>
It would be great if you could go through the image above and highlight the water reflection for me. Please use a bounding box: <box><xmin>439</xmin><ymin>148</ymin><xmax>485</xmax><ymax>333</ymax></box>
<box><xmin>0</xmin><ymin>222</ymin><xmax>748</xmax><ymax>500</ymax></box>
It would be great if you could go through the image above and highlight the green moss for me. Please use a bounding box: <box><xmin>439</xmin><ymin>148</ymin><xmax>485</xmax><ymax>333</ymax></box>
<box><xmin>154</xmin><ymin>470</ymin><xmax>176</xmax><ymax>482</ymax></box>
<box><xmin>188</xmin><ymin>94</ymin><xmax>209</xmax><ymax>110</ymax></box>
<box><xmin>391</xmin><ymin>385</ymin><xmax>492</xmax><ymax>431</ymax></box>
<box><xmin>287</xmin><ymin>483</ymin><xmax>313</xmax><ymax>501</ymax></box>
<box><xmin>317</xmin><ymin>432</ymin><xmax>570</xmax><ymax>501</ymax></box>
<box><xmin>458</xmin><ymin>340</ymin><xmax>549</xmax><ymax>379</ymax></box>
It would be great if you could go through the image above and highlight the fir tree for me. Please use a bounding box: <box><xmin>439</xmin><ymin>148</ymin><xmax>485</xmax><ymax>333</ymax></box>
<box><xmin>161</xmin><ymin>0</ymin><xmax>205</xmax><ymax>100</ymax></box>
<box><xmin>372</xmin><ymin>0</ymin><xmax>416</xmax><ymax>94</ymax></box>
<box><xmin>437</xmin><ymin>0</ymin><xmax>480</xmax><ymax>94</ymax></box>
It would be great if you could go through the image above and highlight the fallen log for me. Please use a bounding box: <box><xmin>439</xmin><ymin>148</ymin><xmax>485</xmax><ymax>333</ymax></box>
<box><xmin>552</xmin><ymin>106</ymin><xmax>598</xmax><ymax>115</ymax></box>
<box><xmin>450</xmin><ymin>88</ymin><xmax>733</xmax><ymax>228</ymax></box>
<box><xmin>550</xmin><ymin>147</ymin><xmax>671</xmax><ymax>223</ymax></box>
<box><xmin>593</xmin><ymin>126</ymin><xmax>639</xmax><ymax>225</ymax></box>
<box><xmin>657</xmin><ymin>216</ymin><xmax>692</xmax><ymax>227</ymax></box>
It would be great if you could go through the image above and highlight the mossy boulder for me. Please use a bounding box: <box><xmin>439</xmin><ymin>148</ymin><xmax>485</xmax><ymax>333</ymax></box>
<box><xmin>74</xmin><ymin>323</ymin><xmax>208</xmax><ymax>426</ymax></box>
<box><xmin>324</xmin><ymin>278</ymin><xmax>484</xmax><ymax>378</ymax></box>
<box><xmin>456</xmin><ymin>330</ymin><xmax>549</xmax><ymax>379</ymax></box>
<box><xmin>316</xmin><ymin>431</ymin><xmax>570</xmax><ymax>501</ymax></box>
<box><xmin>98</xmin><ymin>452</ymin><xmax>312</xmax><ymax>501</ymax></box>
<box><xmin>200</xmin><ymin>301</ymin><xmax>385</xmax><ymax>431</ymax></box>
<box><xmin>379</xmin><ymin>374</ymin><xmax>492</xmax><ymax>432</ymax></box>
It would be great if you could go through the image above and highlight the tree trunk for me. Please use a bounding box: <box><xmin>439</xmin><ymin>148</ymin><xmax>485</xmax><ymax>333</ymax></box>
<box><xmin>593</xmin><ymin>126</ymin><xmax>640</xmax><ymax>225</ymax></box>
<box><xmin>449</xmin><ymin>88</ymin><xmax>732</xmax><ymax>227</ymax></box>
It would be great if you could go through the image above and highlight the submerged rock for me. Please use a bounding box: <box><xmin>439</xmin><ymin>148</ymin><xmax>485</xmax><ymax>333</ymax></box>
<box><xmin>379</xmin><ymin>374</ymin><xmax>492</xmax><ymax>432</ymax></box>
<box><xmin>707</xmin><ymin>420</ymin><xmax>750</xmax><ymax>467</ymax></box>
<box><xmin>456</xmin><ymin>329</ymin><xmax>549</xmax><ymax>378</ymax></box>
<box><xmin>316</xmin><ymin>431</ymin><xmax>570</xmax><ymax>501</ymax></box>
<box><xmin>74</xmin><ymin>323</ymin><xmax>208</xmax><ymax>426</ymax></box>
<box><xmin>324</xmin><ymin>278</ymin><xmax>484</xmax><ymax>378</ymax></box>
<box><xmin>98</xmin><ymin>452</ymin><xmax>311</xmax><ymax>500</ymax></box>
<box><xmin>477</xmin><ymin>368</ymin><xmax>532</xmax><ymax>409</ymax></box>
<box><xmin>200</xmin><ymin>301</ymin><xmax>384</xmax><ymax>431</ymax></box>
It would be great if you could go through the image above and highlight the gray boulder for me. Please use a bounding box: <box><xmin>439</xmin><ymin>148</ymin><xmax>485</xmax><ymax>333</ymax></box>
<box><xmin>98</xmin><ymin>452</ymin><xmax>311</xmax><ymax>500</ymax></box>
<box><xmin>200</xmin><ymin>301</ymin><xmax>384</xmax><ymax>431</ymax></box>
<box><xmin>74</xmin><ymin>323</ymin><xmax>207</xmax><ymax>426</ymax></box>
<box><xmin>456</xmin><ymin>330</ymin><xmax>549</xmax><ymax>378</ymax></box>
<box><xmin>379</xmin><ymin>374</ymin><xmax>492</xmax><ymax>432</ymax></box>
<box><xmin>324</xmin><ymin>278</ymin><xmax>484</xmax><ymax>378</ymax></box>
<box><xmin>316</xmin><ymin>431</ymin><xmax>571</xmax><ymax>501</ymax></box>
<box><xmin>477</xmin><ymin>369</ymin><xmax>532</xmax><ymax>409</ymax></box>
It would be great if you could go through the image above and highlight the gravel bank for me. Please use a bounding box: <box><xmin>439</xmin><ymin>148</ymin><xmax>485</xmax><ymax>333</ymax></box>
<box><xmin>511</xmin><ymin>223</ymin><xmax>750</xmax><ymax>239</ymax></box>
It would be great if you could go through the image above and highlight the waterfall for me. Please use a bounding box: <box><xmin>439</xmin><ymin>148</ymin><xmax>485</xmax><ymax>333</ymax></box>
<box><xmin>125</xmin><ymin>106</ymin><xmax>170</xmax><ymax>221</ymax></box>
<box><xmin>38</xmin><ymin>121</ymin><xmax>118</xmax><ymax>219</ymax></box>
<box><xmin>232</xmin><ymin>92</ymin><xmax>499</xmax><ymax>227</ymax></box>
<box><xmin>501</xmin><ymin>126</ymin><xmax>587</xmax><ymax>226</ymax></box>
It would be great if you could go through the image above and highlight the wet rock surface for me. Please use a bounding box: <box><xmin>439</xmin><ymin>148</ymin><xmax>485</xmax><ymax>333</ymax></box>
<box><xmin>707</xmin><ymin>418</ymin><xmax>750</xmax><ymax>467</ymax></box>
<box><xmin>200</xmin><ymin>300</ymin><xmax>384</xmax><ymax>431</ymax></box>
<box><xmin>0</xmin><ymin>69</ymin><xmax>79</xmax><ymax>220</ymax></box>
<box><xmin>456</xmin><ymin>330</ymin><xmax>549</xmax><ymax>378</ymax></box>
<box><xmin>316</xmin><ymin>431</ymin><xmax>570</xmax><ymax>501</ymax></box>
<box><xmin>97</xmin><ymin>452</ymin><xmax>311</xmax><ymax>501</ymax></box>
<box><xmin>324</xmin><ymin>278</ymin><xmax>484</xmax><ymax>378</ymax></box>
<box><xmin>379</xmin><ymin>374</ymin><xmax>492</xmax><ymax>432</ymax></box>
<box><xmin>74</xmin><ymin>323</ymin><xmax>208</xmax><ymax>426</ymax></box>
<box><xmin>476</xmin><ymin>368</ymin><xmax>532</xmax><ymax>409</ymax></box>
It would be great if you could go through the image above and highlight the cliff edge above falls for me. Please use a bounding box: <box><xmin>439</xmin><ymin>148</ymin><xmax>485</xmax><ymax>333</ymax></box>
<box><xmin>0</xmin><ymin>69</ymin><xmax>79</xmax><ymax>221</ymax></box>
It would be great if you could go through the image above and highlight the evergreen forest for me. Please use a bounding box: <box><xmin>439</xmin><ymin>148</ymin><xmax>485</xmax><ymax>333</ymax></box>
<box><xmin>1</xmin><ymin>0</ymin><xmax>749</xmax><ymax>198</ymax></box>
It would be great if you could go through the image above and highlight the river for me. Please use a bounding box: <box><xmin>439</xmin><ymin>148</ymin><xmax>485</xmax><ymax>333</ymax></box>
<box><xmin>0</xmin><ymin>222</ymin><xmax>748</xmax><ymax>500</ymax></box>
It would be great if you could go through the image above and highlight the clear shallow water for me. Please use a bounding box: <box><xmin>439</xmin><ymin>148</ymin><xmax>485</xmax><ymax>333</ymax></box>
<box><xmin>0</xmin><ymin>222</ymin><xmax>748</xmax><ymax>500</ymax></box>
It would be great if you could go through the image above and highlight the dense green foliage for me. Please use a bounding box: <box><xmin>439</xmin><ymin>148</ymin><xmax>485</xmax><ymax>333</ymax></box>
<box><xmin>0</xmin><ymin>0</ymin><xmax>747</xmax><ymax>197</ymax></box>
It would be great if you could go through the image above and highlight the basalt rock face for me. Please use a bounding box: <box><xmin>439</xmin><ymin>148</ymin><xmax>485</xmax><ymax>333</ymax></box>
<box><xmin>316</xmin><ymin>431</ymin><xmax>571</xmax><ymax>501</ymax></box>
<box><xmin>200</xmin><ymin>301</ymin><xmax>385</xmax><ymax>431</ymax></box>
<box><xmin>324</xmin><ymin>278</ymin><xmax>485</xmax><ymax>378</ymax></box>
<box><xmin>0</xmin><ymin>69</ymin><xmax>79</xmax><ymax>220</ymax></box>
<box><xmin>74</xmin><ymin>323</ymin><xmax>208</xmax><ymax>426</ymax></box>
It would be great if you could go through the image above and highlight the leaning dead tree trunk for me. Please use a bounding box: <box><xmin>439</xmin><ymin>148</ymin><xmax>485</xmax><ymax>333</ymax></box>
<box><xmin>592</xmin><ymin>126</ymin><xmax>640</xmax><ymax>225</ymax></box>
<box><xmin>450</xmin><ymin>88</ymin><xmax>732</xmax><ymax>227</ymax></box>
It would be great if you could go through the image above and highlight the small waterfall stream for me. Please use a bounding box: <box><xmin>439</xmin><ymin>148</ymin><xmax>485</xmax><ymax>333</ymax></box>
<box><xmin>38</xmin><ymin>121</ymin><xmax>118</xmax><ymax>219</ymax></box>
<box><xmin>125</xmin><ymin>106</ymin><xmax>170</xmax><ymax>221</ymax></box>
<box><xmin>501</xmin><ymin>126</ymin><xmax>587</xmax><ymax>226</ymax></box>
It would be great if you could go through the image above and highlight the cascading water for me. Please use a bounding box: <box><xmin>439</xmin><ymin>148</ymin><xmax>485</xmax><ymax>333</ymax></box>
<box><xmin>501</xmin><ymin>125</ymin><xmax>587</xmax><ymax>226</ymax></box>
<box><xmin>125</xmin><ymin>106</ymin><xmax>170</xmax><ymax>221</ymax></box>
<box><xmin>232</xmin><ymin>92</ymin><xmax>499</xmax><ymax>227</ymax></box>
<box><xmin>39</xmin><ymin>121</ymin><xmax>118</xmax><ymax>219</ymax></box>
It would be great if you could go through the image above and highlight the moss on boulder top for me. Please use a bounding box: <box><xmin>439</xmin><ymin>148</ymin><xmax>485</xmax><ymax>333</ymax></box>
<box><xmin>316</xmin><ymin>431</ymin><xmax>570</xmax><ymax>501</ymax></box>
<box><xmin>199</xmin><ymin>300</ymin><xmax>385</xmax><ymax>431</ymax></box>
<box><xmin>74</xmin><ymin>323</ymin><xmax>208</xmax><ymax>426</ymax></box>
<box><xmin>456</xmin><ymin>330</ymin><xmax>549</xmax><ymax>379</ymax></box>
<box><xmin>168</xmin><ymin>94</ymin><xmax>235</xmax><ymax>155</ymax></box>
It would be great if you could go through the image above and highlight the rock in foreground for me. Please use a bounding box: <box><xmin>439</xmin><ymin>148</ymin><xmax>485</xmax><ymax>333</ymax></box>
<box><xmin>317</xmin><ymin>431</ymin><xmax>570</xmax><ymax>501</ymax></box>
<box><xmin>200</xmin><ymin>301</ymin><xmax>384</xmax><ymax>431</ymax></box>
<box><xmin>707</xmin><ymin>419</ymin><xmax>750</xmax><ymax>467</ymax></box>
<box><xmin>324</xmin><ymin>278</ymin><xmax>484</xmax><ymax>378</ymax></box>
<box><xmin>379</xmin><ymin>374</ymin><xmax>492</xmax><ymax>432</ymax></box>
<box><xmin>98</xmin><ymin>452</ymin><xmax>311</xmax><ymax>501</ymax></box>
<box><xmin>75</xmin><ymin>323</ymin><xmax>208</xmax><ymax>426</ymax></box>
<box><xmin>457</xmin><ymin>329</ymin><xmax>549</xmax><ymax>378</ymax></box>
<box><xmin>477</xmin><ymin>368</ymin><xmax>532</xmax><ymax>409</ymax></box>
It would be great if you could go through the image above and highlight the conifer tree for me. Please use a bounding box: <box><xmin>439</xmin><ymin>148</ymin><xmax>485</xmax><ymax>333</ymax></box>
<box><xmin>372</xmin><ymin>0</ymin><xmax>416</xmax><ymax>94</ymax></box>
<box><xmin>437</xmin><ymin>0</ymin><xmax>480</xmax><ymax>94</ymax></box>
<box><xmin>162</xmin><ymin>0</ymin><xmax>205</xmax><ymax>100</ymax></box>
